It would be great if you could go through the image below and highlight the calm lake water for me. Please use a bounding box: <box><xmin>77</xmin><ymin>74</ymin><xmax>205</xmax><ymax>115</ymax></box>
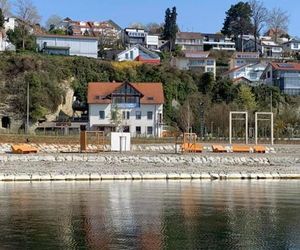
<box><xmin>0</xmin><ymin>180</ymin><xmax>299</xmax><ymax>249</ymax></box>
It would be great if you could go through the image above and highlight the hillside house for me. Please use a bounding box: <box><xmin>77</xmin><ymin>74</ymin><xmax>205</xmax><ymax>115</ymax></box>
<box><xmin>202</xmin><ymin>33</ymin><xmax>235</xmax><ymax>51</ymax></box>
<box><xmin>175</xmin><ymin>32</ymin><xmax>203</xmax><ymax>51</ymax></box>
<box><xmin>36</xmin><ymin>34</ymin><xmax>98</xmax><ymax>58</ymax></box>
<box><xmin>171</xmin><ymin>51</ymin><xmax>216</xmax><ymax>76</ymax></box>
<box><xmin>88</xmin><ymin>81</ymin><xmax>164</xmax><ymax>137</ymax></box>
<box><xmin>261</xmin><ymin>62</ymin><xmax>300</xmax><ymax>95</ymax></box>
<box><xmin>117</xmin><ymin>45</ymin><xmax>160</xmax><ymax>64</ymax></box>
<box><xmin>229</xmin><ymin>52</ymin><xmax>260</xmax><ymax>69</ymax></box>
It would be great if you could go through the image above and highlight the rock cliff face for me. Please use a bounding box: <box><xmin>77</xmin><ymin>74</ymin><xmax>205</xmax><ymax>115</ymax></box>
<box><xmin>0</xmin><ymin>80</ymin><xmax>74</xmax><ymax>134</ymax></box>
<box><xmin>0</xmin><ymin>92</ymin><xmax>23</xmax><ymax>133</ymax></box>
<box><xmin>45</xmin><ymin>82</ymin><xmax>74</xmax><ymax>122</ymax></box>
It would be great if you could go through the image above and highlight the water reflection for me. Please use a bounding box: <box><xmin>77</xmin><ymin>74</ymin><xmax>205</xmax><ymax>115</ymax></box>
<box><xmin>0</xmin><ymin>180</ymin><xmax>299</xmax><ymax>249</ymax></box>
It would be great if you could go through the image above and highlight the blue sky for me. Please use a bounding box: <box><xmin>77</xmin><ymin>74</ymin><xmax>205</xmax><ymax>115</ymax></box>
<box><xmin>32</xmin><ymin>0</ymin><xmax>299</xmax><ymax>36</ymax></box>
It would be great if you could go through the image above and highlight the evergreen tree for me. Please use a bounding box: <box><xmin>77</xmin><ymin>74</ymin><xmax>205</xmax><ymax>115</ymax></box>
<box><xmin>162</xmin><ymin>6</ymin><xmax>178</xmax><ymax>51</ymax></box>
<box><xmin>162</xmin><ymin>8</ymin><xmax>171</xmax><ymax>40</ymax></box>
<box><xmin>0</xmin><ymin>8</ymin><xmax>4</xmax><ymax>29</ymax></box>
<box><xmin>221</xmin><ymin>2</ymin><xmax>253</xmax><ymax>51</ymax></box>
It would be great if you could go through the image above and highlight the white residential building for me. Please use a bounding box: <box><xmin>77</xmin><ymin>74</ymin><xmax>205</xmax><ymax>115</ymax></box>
<box><xmin>124</xmin><ymin>28</ymin><xmax>147</xmax><ymax>46</ymax></box>
<box><xmin>145</xmin><ymin>35</ymin><xmax>159</xmax><ymax>49</ymax></box>
<box><xmin>223</xmin><ymin>62</ymin><xmax>267</xmax><ymax>84</ymax></box>
<box><xmin>229</xmin><ymin>52</ymin><xmax>260</xmax><ymax>69</ymax></box>
<box><xmin>171</xmin><ymin>51</ymin><xmax>216</xmax><ymax>76</ymax></box>
<box><xmin>202</xmin><ymin>33</ymin><xmax>235</xmax><ymax>51</ymax></box>
<box><xmin>88</xmin><ymin>82</ymin><xmax>164</xmax><ymax>137</ymax></box>
<box><xmin>36</xmin><ymin>34</ymin><xmax>98</xmax><ymax>58</ymax></box>
<box><xmin>175</xmin><ymin>32</ymin><xmax>203</xmax><ymax>51</ymax></box>
<box><xmin>282</xmin><ymin>39</ymin><xmax>300</xmax><ymax>54</ymax></box>
<box><xmin>117</xmin><ymin>45</ymin><xmax>160</xmax><ymax>64</ymax></box>
<box><xmin>243</xmin><ymin>38</ymin><xmax>283</xmax><ymax>58</ymax></box>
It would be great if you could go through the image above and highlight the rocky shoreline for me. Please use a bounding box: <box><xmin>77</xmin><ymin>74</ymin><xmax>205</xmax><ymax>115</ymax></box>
<box><xmin>0</xmin><ymin>143</ymin><xmax>299</xmax><ymax>181</ymax></box>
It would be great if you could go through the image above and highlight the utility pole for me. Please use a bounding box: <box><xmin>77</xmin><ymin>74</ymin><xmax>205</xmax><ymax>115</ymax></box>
<box><xmin>187</xmin><ymin>102</ymin><xmax>190</xmax><ymax>133</ymax></box>
<box><xmin>270</xmin><ymin>90</ymin><xmax>273</xmax><ymax>113</ymax></box>
<box><xmin>26</xmin><ymin>80</ymin><xmax>29</xmax><ymax>134</ymax></box>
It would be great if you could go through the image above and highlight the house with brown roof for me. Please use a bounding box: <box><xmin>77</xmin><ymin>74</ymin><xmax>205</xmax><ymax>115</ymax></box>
<box><xmin>261</xmin><ymin>62</ymin><xmax>300</xmax><ymax>95</ymax></box>
<box><xmin>88</xmin><ymin>81</ymin><xmax>164</xmax><ymax>137</ymax></box>
<box><xmin>229</xmin><ymin>52</ymin><xmax>260</xmax><ymax>69</ymax></box>
<box><xmin>175</xmin><ymin>32</ymin><xmax>203</xmax><ymax>51</ymax></box>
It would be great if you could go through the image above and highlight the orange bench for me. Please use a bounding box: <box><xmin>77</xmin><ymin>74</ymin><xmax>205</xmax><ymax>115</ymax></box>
<box><xmin>212</xmin><ymin>145</ymin><xmax>227</xmax><ymax>153</ymax></box>
<box><xmin>181</xmin><ymin>143</ymin><xmax>203</xmax><ymax>153</ymax></box>
<box><xmin>11</xmin><ymin>144</ymin><xmax>38</xmax><ymax>154</ymax></box>
<box><xmin>253</xmin><ymin>145</ymin><xmax>266</xmax><ymax>153</ymax></box>
<box><xmin>232</xmin><ymin>145</ymin><xmax>251</xmax><ymax>153</ymax></box>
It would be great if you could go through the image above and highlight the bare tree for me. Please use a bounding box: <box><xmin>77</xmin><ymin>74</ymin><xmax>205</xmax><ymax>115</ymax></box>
<box><xmin>267</xmin><ymin>7</ymin><xmax>289</xmax><ymax>42</ymax></box>
<box><xmin>45</xmin><ymin>14</ymin><xmax>62</xmax><ymax>30</ymax></box>
<box><xmin>249</xmin><ymin>0</ymin><xmax>267</xmax><ymax>51</ymax></box>
<box><xmin>15</xmin><ymin>0</ymin><xmax>41</xmax><ymax>49</ymax></box>
<box><xmin>145</xmin><ymin>23</ymin><xmax>163</xmax><ymax>35</ymax></box>
<box><xmin>128</xmin><ymin>22</ymin><xmax>145</xmax><ymax>30</ymax></box>
<box><xmin>0</xmin><ymin>0</ymin><xmax>11</xmax><ymax>16</ymax></box>
<box><xmin>15</xmin><ymin>0</ymin><xmax>40</xmax><ymax>24</ymax></box>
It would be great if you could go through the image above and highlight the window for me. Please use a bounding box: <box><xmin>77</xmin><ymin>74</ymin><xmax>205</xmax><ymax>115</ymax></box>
<box><xmin>250</xmin><ymin>72</ymin><xmax>257</xmax><ymax>79</ymax></box>
<box><xmin>147</xmin><ymin>126</ymin><xmax>153</xmax><ymax>135</ymax></box>
<box><xmin>136</xmin><ymin>111</ymin><xmax>141</xmax><ymax>120</ymax></box>
<box><xmin>99</xmin><ymin>111</ymin><xmax>105</xmax><ymax>119</ymax></box>
<box><xmin>123</xmin><ymin>111</ymin><xmax>130</xmax><ymax>120</ymax></box>
<box><xmin>147</xmin><ymin>111</ymin><xmax>153</xmax><ymax>120</ymax></box>
<box><xmin>206</xmin><ymin>60</ymin><xmax>214</xmax><ymax>66</ymax></box>
<box><xmin>130</xmin><ymin>51</ymin><xmax>134</xmax><ymax>59</ymax></box>
<box><xmin>293</xmin><ymin>43</ymin><xmax>299</xmax><ymax>49</ymax></box>
<box><xmin>125</xmin><ymin>53</ymin><xmax>129</xmax><ymax>59</ymax></box>
<box><xmin>206</xmin><ymin>67</ymin><xmax>214</xmax><ymax>72</ymax></box>
<box><xmin>267</xmin><ymin>71</ymin><xmax>271</xmax><ymax>78</ymax></box>
<box><xmin>136</xmin><ymin>126</ymin><xmax>141</xmax><ymax>135</ymax></box>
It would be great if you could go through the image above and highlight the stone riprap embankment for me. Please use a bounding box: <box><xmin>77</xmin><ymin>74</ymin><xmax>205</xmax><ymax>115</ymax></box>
<box><xmin>0</xmin><ymin>143</ymin><xmax>277</xmax><ymax>154</ymax></box>
<box><xmin>0</xmin><ymin>143</ymin><xmax>299</xmax><ymax>181</ymax></box>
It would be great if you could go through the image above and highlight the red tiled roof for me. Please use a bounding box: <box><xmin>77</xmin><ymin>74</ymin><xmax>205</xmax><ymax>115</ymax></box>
<box><xmin>269</xmin><ymin>62</ymin><xmax>300</xmax><ymax>71</ymax></box>
<box><xmin>88</xmin><ymin>82</ymin><xmax>164</xmax><ymax>104</ymax></box>
<box><xmin>233</xmin><ymin>77</ymin><xmax>251</xmax><ymax>83</ymax></box>
<box><xmin>135</xmin><ymin>55</ymin><xmax>160</xmax><ymax>64</ymax></box>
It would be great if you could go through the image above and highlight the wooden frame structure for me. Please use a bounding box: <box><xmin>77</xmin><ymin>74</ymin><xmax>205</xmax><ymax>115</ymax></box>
<box><xmin>229</xmin><ymin>111</ymin><xmax>248</xmax><ymax>145</ymax></box>
<box><xmin>255</xmin><ymin>112</ymin><xmax>274</xmax><ymax>145</ymax></box>
<box><xmin>179</xmin><ymin>133</ymin><xmax>203</xmax><ymax>153</ymax></box>
<box><xmin>80</xmin><ymin>131</ymin><xmax>105</xmax><ymax>152</ymax></box>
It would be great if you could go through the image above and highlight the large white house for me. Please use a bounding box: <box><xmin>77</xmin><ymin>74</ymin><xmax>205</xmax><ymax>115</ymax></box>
<box><xmin>171</xmin><ymin>51</ymin><xmax>216</xmax><ymax>76</ymax></box>
<box><xmin>0</xmin><ymin>17</ymin><xmax>16</xmax><ymax>52</ymax></box>
<box><xmin>88</xmin><ymin>81</ymin><xmax>164</xmax><ymax>137</ymax></box>
<box><xmin>36</xmin><ymin>34</ymin><xmax>98</xmax><ymax>58</ymax></box>
<box><xmin>117</xmin><ymin>44</ymin><xmax>160</xmax><ymax>64</ymax></box>
<box><xmin>223</xmin><ymin>62</ymin><xmax>267</xmax><ymax>84</ymax></box>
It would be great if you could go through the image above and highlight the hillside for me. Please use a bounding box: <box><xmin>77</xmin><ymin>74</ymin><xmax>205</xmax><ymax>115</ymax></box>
<box><xmin>0</xmin><ymin>52</ymin><xmax>299</xmax><ymax>137</ymax></box>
